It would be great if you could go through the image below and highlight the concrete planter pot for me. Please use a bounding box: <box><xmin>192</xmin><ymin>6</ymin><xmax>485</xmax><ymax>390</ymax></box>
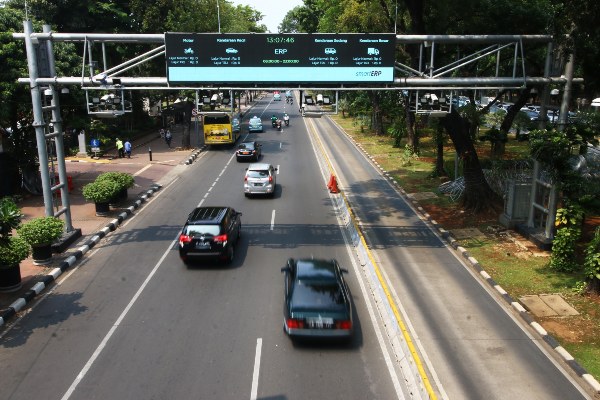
<box><xmin>31</xmin><ymin>243</ymin><xmax>53</xmax><ymax>266</ymax></box>
<box><xmin>0</xmin><ymin>263</ymin><xmax>22</xmax><ymax>292</ymax></box>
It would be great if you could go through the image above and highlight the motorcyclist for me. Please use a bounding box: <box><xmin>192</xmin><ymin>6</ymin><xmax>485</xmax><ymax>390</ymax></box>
<box><xmin>283</xmin><ymin>113</ymin><xmax>290</xmax><ymax>126</ymax></box>
<box><xmin>275</xmin><ymin>118</ymin><xmax>282</xmax><ymax>130</ymax></box>
<box><xmin>271</xmin><ymin>114</ymin><xmax>277</xmax><ymax>127</ymax></box>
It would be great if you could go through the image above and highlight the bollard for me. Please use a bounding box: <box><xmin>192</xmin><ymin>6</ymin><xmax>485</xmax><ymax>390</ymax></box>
<box><xmin>149</xmin><ymin>147</ymin><xmax>152</xmax><ymax>161</ymax></box>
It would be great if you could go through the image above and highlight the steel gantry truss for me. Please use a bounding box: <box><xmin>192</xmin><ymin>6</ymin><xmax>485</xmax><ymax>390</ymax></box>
<box><xmin>13</xmin><ymin>22</ymin><xmax>576</xmax><ymax>236</ymax></box>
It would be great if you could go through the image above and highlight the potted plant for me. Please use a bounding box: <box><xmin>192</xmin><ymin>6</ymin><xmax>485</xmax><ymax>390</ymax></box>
<box><xmin>96</xmin><ymin>171</ymin><xmax>135</xmax><ymax>203</ymax></box>
<box><xmin>17</xmin><ymin>216</ymin><xmax>65</xmax><ymax>265</ymax></box>
<box><xmin>82</xmin><ymin>179</ymin><xmax>120</xmax><ymax>216</ymax></box>
<box><xmin>0</xmin><ymin>197</ymin><xmax>29</xmax><ymax>292</ymax></box>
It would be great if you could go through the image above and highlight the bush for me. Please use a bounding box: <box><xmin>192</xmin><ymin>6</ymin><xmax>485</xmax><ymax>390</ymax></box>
<box><xmin>0</xmin><ymin>236</ymin><xmax>31</xmax><ymax>265</ymax></box>
<box><xmin>82</xmin><ymin>179</ymin><xmax>121</xmax><ymax>203</ymax></box>
<box><xmin>17</xmin><ymin>216</ymin><xmax>65</xmax><ymax>246</ymax></box>
<box><xmin>96</xmin><ymin>171</ymin><xmax>135</xmax><ymax>190</ymax></box>
<box><xmin>0</xmin><ymin>197</ymin><xmax>23</xmax><ymax>238</ymax></box>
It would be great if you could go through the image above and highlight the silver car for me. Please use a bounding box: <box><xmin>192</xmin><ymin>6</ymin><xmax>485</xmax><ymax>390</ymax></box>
<box><xmin>244</xmin><ymin>163</ymin><xmax>277</xmax><ymax>197</ymax></box>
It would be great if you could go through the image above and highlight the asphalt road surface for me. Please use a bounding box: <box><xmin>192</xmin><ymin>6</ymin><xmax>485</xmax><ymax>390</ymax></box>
<box><xmin>0</xmin><ymin>93</ymin><xmax>592</xmax><ymax>400</ymax></box>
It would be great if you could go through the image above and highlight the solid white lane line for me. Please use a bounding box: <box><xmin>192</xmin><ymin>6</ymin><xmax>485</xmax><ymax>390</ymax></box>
<box><xmin>270</xmin><ymin>210</ymin><xmax>276</xmax><ymax>230</ymax></box>
<box><xmin>61</xmin><ymin>236</ymin><xmax>179</xmax><ymax>400</ymax></box>
<box><xmin>276</xmin><ymin>164</ymin><xmax>280</xmax><ymax>174</ymax></box>
<box><xmin>250</xmin><ymin>338</ymin><xmax>263</xmax><ymax>400</ymax></box>
<box><xmin>133</xmin><ymin>164</ymin><xmax>153</xmax><ymax>176</ymax></box>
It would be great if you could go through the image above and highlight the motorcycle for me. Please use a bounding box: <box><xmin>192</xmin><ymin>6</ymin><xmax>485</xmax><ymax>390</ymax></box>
<box><xmin>283</xmin><ymin>115</ymin><xmax>290</xmax><ymax>126</ymax></box>
<box><xmin>276</xmin><ymin>119</ymin><xmax>282</xmax><ymax>131</ymax></box>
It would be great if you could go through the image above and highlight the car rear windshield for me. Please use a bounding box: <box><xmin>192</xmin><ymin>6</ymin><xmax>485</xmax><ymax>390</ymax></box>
<box><xmin>247</xmin><ymin>170</ymin><xmax>269</xmax><ymax>178</ymax></box>
<box><xmin>238</xmin><ymin>143</ymin><xmax>254</xmax><ymax>149</ymax></box>
<box><xmin>290</xmin><ymin>282</ymin><xmax>346</xmax><ymax>312</ymax></box>
<box><xmin>183</xmin><ymin>224</ymin><xmax>221</xmax><ymax>236</ymax></box>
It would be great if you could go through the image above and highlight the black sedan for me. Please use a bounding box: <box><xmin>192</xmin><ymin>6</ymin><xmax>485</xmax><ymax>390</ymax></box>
<box><xmin>236</xmin><ymin>141</ymin><xmax>261</xmax><ymax>162</ymax></box>
<box><xmin>280</xmin><ymin>258</ymin><xmax>353</xmax><ymax>339</ymax></box>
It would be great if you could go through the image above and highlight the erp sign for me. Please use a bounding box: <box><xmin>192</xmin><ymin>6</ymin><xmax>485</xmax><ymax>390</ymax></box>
<box><xmin>165</xmin><ymin>33</ymin><xmax>396</xmax><ymax>84</ymax></box>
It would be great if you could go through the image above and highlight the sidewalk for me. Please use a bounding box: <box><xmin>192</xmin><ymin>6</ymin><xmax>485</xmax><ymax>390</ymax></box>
<box><xmin>1</xmin><ymin>103</ymin><xmax>257</xmax><ymax>321</ymax></box>
<box><xmin>0</xmin><ymin>127</ymin><xmax>193</xmax><ymax>314</ymax></box>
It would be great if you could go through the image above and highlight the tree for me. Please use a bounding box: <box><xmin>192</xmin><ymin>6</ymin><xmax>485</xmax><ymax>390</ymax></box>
<box><xmin>442</xmin><ymin>110</ymin><xmax>502</xmax><ymax>212</ymax></box>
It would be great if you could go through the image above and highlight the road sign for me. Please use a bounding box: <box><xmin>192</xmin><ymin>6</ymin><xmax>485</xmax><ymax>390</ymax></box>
<box><xmin>165</xmin><ymin>33</ymin><xmax>396</xmax><ymax>84</ymax></box>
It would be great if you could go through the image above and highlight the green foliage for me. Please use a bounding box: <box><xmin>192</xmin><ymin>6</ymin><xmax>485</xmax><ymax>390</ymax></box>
<box><xmin>583</xmin><ymin>227</ymin><xmax>600</xmax><ymax>281</ymax></box>
<box><xmin>550</xmin><ymin>227</ymin><xmax>581</xmax><ymax>272</ymax></box>
<box><xmin>96</xmin><ymin>172</ymin><xmax>135</xmax><ymax>190</ymax></box>
<box><xmin>0</xmin><ymin>235</ymin><xmax>30</xmax><ymax>266</ymax></box>
<box><xmin>550</xmin><ymin>201</ymin><xmax>584</xmax><ymax>273</ymax></box>
<box><xmin>0</xmin><ymin>197</ymin><xmax>23</xmax><ymax>239</ymax></box>
<box><xmin>82</xmin><ymin>179</ymin><xmax>121</xmax><ymax>203</ymax></box>
<box><xmin>401</xmin><ymin>144</ymin><xmax>419</xmax><ymax>167</ymax></box>
<box><xmin>17</xmin><ymin>216</ymin><xmax>65</xmax><ymax>246</ymax></box>
<box><xmin>555</xmin><ymin>202</ymin><xmax>584</xmax><ymax>227</ymax></box>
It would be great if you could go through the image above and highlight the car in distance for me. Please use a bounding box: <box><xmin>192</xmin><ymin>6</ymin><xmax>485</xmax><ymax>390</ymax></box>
<box><xmin>273</xmin><ymin>93</ymin><xmax>282</xmax><ymax>101</ymax></box>
<box><xmin>281</xmin><ymin>258</ymin><xmax>353</xmax><ymax>339</ymax></box>
<box><xmin>244</xmin><ymin>163</ymin><xmax>277</xmax><ymax>197</ymax></box>
<box><xmin>248</xmin><ymin>116</ymin><xmax>263</xmax><ymax>133</ymax></box>
<box><xmin>236</xmin><ymin>141</ymin><xmax>262</xmax><ymax>162</ymax></box>
<box><xmin>232</xmin><ymin>117</ymin><xmax>241</xmax><ymax>133</ymax></box>
<box><xmin>178</xmin><ymin>206</ymin><xmax>242</xmax><ymax>265</ymax></box>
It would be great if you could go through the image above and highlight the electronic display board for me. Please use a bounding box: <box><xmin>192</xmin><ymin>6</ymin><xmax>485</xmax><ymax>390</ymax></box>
<box><xmin>165</xmin><ymin>33</ymin><xmax>396</xmax><ymax>84</ymax></box>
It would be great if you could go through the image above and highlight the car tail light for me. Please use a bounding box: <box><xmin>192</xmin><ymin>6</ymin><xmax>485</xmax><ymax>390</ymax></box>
<box><xmin>244</xmin><ymin>175</ymin><xmax>248</xmax><ymax>182</ymax></box>
<box><xmin>286</xmin><ymin>318</ymin><xmax>305</xmax><ymax>329</ymax></box>
<box><xmin>268</xmin><ymin>176</ymin><xmax>273</xmax><ymax>183</ymax></box>
<box><xmin>214</xmin><ymin>233</ymin><xmax>228</xmax><ymax>244</ymax></box>
<box><xmin>336</xmin><ymin>320</ymin><xmax>352</xmax><ymax>330</ymax></box>
<box><xmin>179</xmin><ymin>234</ymin><xmax>192</xmax><ymax>245</ymax></box>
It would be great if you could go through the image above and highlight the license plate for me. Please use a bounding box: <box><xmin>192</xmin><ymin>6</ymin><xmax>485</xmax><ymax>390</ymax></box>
<box><xmin>195</xmin><ymin>242</ymin><xmax>210</xmax><ymax>249</ymax></box>
<box><xmin>307</xmin><ymin>317</ymin><xmax>334</xmax><ymax>329</ymax></box>
<box><xmin>253</xmin><ymin>183</ymin><xmax>263</xmax><ymax>187</ymax></box>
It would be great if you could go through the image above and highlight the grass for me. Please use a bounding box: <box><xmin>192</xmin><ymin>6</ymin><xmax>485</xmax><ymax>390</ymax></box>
<box><xmin>330</xmin><ymin>113</ymin><xmax>600</xmax><ymax>380</ymax></box>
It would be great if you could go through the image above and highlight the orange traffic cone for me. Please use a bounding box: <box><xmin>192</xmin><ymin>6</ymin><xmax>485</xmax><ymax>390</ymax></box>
<box><xmin>328</xmin><ymin>174</ymin><xmax>340</xmax><ymax>193</ymax></box>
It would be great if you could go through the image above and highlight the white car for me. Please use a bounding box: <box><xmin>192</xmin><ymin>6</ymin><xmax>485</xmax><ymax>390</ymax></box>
<box><xmin>244</xmin><ymin>163</ymin><xmax>277</xmax><ymax>197</ymax></box>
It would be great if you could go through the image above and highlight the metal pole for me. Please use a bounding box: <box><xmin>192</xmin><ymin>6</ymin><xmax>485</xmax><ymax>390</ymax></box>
<box><xmin>217</xmin><ymin>0</ymin><xmax>221</xmax><ymax>34</ymax></box>
<box><xmin>23</xmin><ymin>20</ymin><xmax>53</xmax><ymax>217</ymax></box>
<box><xmin>558</xmin><ymin>49</ymin><xmax>575</xmax><ymax>132</ymax></box>
<box><xmin>43</xmin><ymin>24</ymin><xmax>74</xmax><ymax>231</ymax></box>
<box><xmin>195</xmin><ymin>90</ymin><xmax>199</xmax><ymax>147</ymax></box>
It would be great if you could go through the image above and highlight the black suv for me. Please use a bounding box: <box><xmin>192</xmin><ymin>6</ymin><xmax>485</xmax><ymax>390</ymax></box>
<box><xmin>179</xmin><ymin>206</ymin><xmax>242</xmax><ymax>265</ymax></box>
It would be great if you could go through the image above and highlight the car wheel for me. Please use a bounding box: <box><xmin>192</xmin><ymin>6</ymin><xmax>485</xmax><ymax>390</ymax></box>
<box><xmin>225</xmin><ymin>245</ymin><xmax>234</xmax><ymax>264</ymax></box>
<box><xmin>244</xmin><ymin>193</ymin><xmax>249</xmax><ymax>198</ymax></box>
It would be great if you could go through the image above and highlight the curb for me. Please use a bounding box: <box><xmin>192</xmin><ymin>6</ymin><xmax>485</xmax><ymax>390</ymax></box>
<box><xmin>0</xmin><ymin>184</ymin><xmax>162</xmax><ymax>329</ymax></box>
<box><xmin>186</xmin><ymin>146</ymin><xmax>206</xmax><ymax>165</ymax></box>
<box><xmin>328</xmin><ymin>117</ymin><xmax>600</xmax><ymax>395</ymax></box>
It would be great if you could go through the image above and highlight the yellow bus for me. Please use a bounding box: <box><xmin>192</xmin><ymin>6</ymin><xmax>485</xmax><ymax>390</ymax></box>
<box><xmin>202</xmin><ymin>112</ymin><xmax>240</xmax><ymax>146</ymax></box>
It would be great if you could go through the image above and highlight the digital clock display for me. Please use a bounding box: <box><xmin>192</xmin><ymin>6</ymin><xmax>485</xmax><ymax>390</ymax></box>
<box><xmin>165</xmin><ymin>33</ymin><xmax>396</xmax><ymax>83</ymax></box>
<box><xmin>266</xmin><ymin>37</ymin><xmax>295</xmax><ymax>44</ymax></box>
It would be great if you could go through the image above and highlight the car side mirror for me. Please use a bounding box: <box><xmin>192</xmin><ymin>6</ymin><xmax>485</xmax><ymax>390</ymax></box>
<box><xmin>340</xmin><ymin>268</ymin><xmax>349</xmax><ymax>274</ymax></box>
<box><xmin>281</xmin><ymin>267</ymin><xmax>289</xmax><ymax>273</ymax></box>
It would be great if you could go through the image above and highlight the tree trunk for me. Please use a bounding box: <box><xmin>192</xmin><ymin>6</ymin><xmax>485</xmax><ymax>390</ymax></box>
<box><xmin>434</xmin><ymin>123</ymin><xmax>448</xmax><ymax>177</ymax></box>
<box><xmin>442</xmin><ymin>110</ymin><xmax>502</xmax><ymax>212</ymax></box>
<box><xmin>369</xmin><ymin>92</ymin><xmax>385</xmax><ymax>135</ymax></box>
<box><xmin>405</xmin><ymin>106</ymin><xmax>418</xmax><ymax>152</ymax></box>
<box><xmin>498</xmin><ymin>88</ymin><xmax>532</xmax><ymax>157</ymax></box>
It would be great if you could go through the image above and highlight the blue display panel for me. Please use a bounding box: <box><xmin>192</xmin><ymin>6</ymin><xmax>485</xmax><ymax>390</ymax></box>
<box><xmin>165</xmin><ymin>33</ymin><xmax>396</xmax><ymax>84</ymax></box>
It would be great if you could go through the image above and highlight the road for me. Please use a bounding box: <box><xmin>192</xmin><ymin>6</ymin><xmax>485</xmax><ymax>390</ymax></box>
<box><xmin>0</xmin><ymin>93</ymin><xmax>592</xmax><ymax>400</ymax></box>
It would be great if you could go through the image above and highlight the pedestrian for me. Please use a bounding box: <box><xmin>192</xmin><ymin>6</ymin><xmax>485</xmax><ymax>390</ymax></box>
<box><xmin>116</xmin><ymin>138</ymin><xmax>124</xmax><ymax>158</ymax></box>
<box><xmin>124</xmin><ymin>139</ymin><xmax>132</xmax><ymax>158</ymax></box>
<box><xmin>159</xmin><ymin>128</ymin><xmax>165</xmax><ymax>139</ymax></box>
<box><xmin>165</xmin><ymin>129</ymin><xmax>172</xmax><ymax>148</ymax></box>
